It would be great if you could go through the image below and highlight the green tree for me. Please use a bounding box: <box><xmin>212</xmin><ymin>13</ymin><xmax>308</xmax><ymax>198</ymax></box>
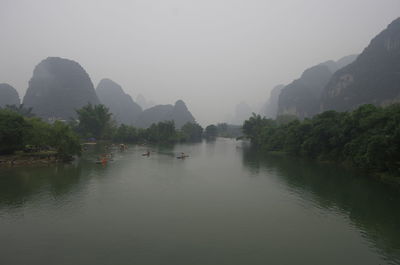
<box><xmin>76</xmin><ymin>104</ymin><xmax>114</xmax><ymax>139</ymax></box>
<box><xmin>0</xmin><ymin>109</ymin><xmax>29</xmax><ymax>154</ymax></box>
<box><xmin>114</xmin><ymin>124</ymin><xmax>139</xmax><ymax>143</ymax></box>
<box><xmin>49</xmin><ymin>121</ymin><xmax>81</xmax><ymax>159</ymax></box>
<box><xmin>24</xmin><ymin>117</ymin><xmax>52</xmax><ymax>148</ymax></box>
<box><xmin>4</xmin><ymin>104</ymin><xmax>34</xmax><ymax>117</ymax></box>
<box><xmin>181</xmin><ymin>122</ymin><xmax>203</xmax><ymax>142</ymax></box>
<box><xmin>146</xmin><ymin>121</ymin><xmax>177</xmax><ymax>143</ymax></box>
<box><xmin>205</xmin><ymin>124</ymin><xmax>218</xmax><ymax>138</ymax></box>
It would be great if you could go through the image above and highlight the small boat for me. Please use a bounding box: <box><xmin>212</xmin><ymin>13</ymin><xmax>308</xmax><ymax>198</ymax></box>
<box><xmin>95</xmin><ymin>157</ymin><xmax>108</xmax><ymax>165</ymax></box>
<box><xmin>176</xmin><ymin>155</ymin><xmax>189</xmax><ymax>159</ymax></box>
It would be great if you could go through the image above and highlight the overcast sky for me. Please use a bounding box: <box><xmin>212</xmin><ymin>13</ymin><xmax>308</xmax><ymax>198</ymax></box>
<box><xmin>0</xmin><ymin>0</ymin><xmax>399</xmax><ymax>125</ymax></box>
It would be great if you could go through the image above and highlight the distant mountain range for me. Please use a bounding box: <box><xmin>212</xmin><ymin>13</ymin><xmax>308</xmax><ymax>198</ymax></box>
<box><xmin>96</xmin><ymin>78</ymin><xmax>195</xmax><ymax>128</ymax></box>
<box><xmin>0</xmin><ymin>56</ymin><xmax>197</xmax><ymax>127</ymax></box>
<box><xmin>321</xmin><ymin>18</ymin><xmax>400</xmax><ymax>112</ymax></box>
<box><xmin>263</xmin><ymin>17</ymin><xmax>400</xmax><ymax>120</ymax></box>
<box><xmin>2</xmin><ymin>17</ymin><xmax>400</xmax><ymax>125</ymax></box>
<box><xmin>277</xmin><ymin>55</ymin><xmax>357</xmax><ymax>119</ymax></box>
<box><xmin>96</xmin><ymin>78</ymin><xmax>142</xmax><ymax>125</ymax></box>
<box><xmin>135</xmin><ymin>100</ymin><xmax>195</xmax><ymax>128</ymax></box>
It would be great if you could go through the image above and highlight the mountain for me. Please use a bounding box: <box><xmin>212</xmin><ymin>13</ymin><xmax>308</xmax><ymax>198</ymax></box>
<box><xmin>0</xmin><ymin>83</ymin><xmax>20</xmax><ymax>107</ymax></box>
<box><xmin>136</xmin><ymin>94</ymin><xmax>155</xmax><ymax>110</ymax></box>
<box><xmin>232</xmin><ymin>101</ymin><xmax>253</xmax><ymax>125</ymax></box>
<box><xmin>277</xmin><ymin>55</ymin><xmax>358</xmax><ymax>118</ymax></box>
<box><xmin>23</xmin><ymin>57</ymin><xmax>100</xmax><ymax>119</ymax></box>
<box><xmin>278</xmin><ymin>64</ymin><xmax>334</xmax><ymax>118</ymax></box>
<box><xmin>321</xmin><ymin>18</ymin><xmax>400</xmax><ymax>111</ymax></box>
<box><xmin>261</xmin><ymin>84</ymin><xmax>285</xmax><ymax>119</ymax></box>
<box><xmin>96</xmin><ymin>79</ymin><xmax>142</xmax><ymax>125</ymax></box>
<box><xmin>135</xmin><ymin>100</ymin><xmax>195</xmax><ymax>128</ymax></box>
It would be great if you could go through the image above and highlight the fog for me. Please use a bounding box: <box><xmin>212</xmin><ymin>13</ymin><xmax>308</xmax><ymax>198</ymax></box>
<box><xmin>0</xmin><ymin>0</ymin><xmax>399</xmax><ymax>125</ymax></box>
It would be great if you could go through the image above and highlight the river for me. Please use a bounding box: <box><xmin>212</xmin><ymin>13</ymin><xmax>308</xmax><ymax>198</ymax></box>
<box><xmin>0</xmin><ymin>138</ymin><xmax>399</xmax><ymax>265</ymax></box>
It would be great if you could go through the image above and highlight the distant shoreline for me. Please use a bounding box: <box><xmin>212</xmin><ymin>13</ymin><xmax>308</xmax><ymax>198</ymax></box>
<box><xmin>0</xmin><ymin>152</ymin><xmax>69</xmax><ymax>167</ymax></box>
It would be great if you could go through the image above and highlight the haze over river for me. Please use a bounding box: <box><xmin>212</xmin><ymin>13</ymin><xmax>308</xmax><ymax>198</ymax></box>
<box><xmin>0</xmin><ymin>139</ymin><xmax>399</xmax><ymax>265</ymax></box>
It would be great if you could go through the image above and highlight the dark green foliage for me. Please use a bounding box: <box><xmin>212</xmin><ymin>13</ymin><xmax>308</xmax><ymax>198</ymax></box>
<box><xmin>216</xmin><ymin>123</ymin><xmax>243</xmax><ymax>138</ymax></box>
<box><xmin>0</xmin><ymin>109</ymin><xmax>81</xmax><ymax>157</ymax></box>
<box><xmin>49</xmin><ymin>121</ymin><xmax>82</xmax><ymax>159</ymax></box>
<box><xmin>181</xmin><ymin>122</ymin><xmax>203</xmax><ymax>142</ymax></box>
<box><xmin>24</xmin><ymin>117</ymin><xmax>52</xmax><ymax>147</ymax></box>
<box><xmin>113</xmin><ymin>121</ymin><xmax>204</xmax><ymax>144</ymax></box>
<box><xmin>243</xmin><ymin>104</ymin><xmax>400</xmax><ymax>176</ymax></box>
<box><xmin>113</xmin><ymin>124</ymin><xmax>141</xmax><ymax>143</ymax></box>
<box><xmin>4</xmin><ymin>104</ymin><xmax>34</xmax><ymax>117</ymax></box>
<box><xmin>76</xmin><ymin>104</ymin><xmax>114</xmax><ymax>139</ymax></box>
<box><xmin>204</xmin><ymin>124</ymin><xmax>218</xmax><ymax>138</ymax></box>
<box><xmin>146</xmin><ymin>121</ymin><xmax>178</xmax><ymax>143</ymax></box>
<box><xmin>0</xmin><ymin>110</ymin><xmax>29</xmax><ymax>154</ymax></box>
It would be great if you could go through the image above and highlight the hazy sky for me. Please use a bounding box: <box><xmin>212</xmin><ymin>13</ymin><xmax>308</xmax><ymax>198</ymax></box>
<box><xmin>1</xmin><ymin>0</ymin><xmax>399</xmax><ymax>125</ymax></box>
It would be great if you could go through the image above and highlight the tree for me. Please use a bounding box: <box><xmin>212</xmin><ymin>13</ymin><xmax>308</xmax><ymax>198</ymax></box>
<box><xmin>181</xmin><ymin>122</ymin><xmax>203</xmax><ymax>142</ymax></box>
<box><xmin>146</xmin><ymin>121</ymin><xmax>177</xmax><ymax>143</ymax></box>
<box><xmin>114</xmin><ymin>124</ymin><xmax>139</xmax><ymax>143</ymax></box>
<box><xmin>76</xmin><ymin>104</ymin><xmax>114</xmax><ymax>139</ymax></box>
<box><xmin>4</xmin><ymin>104</ymin><xmax>34</xmax><ymax>117</ymax></box>
<box><xmin>0</xmin><ymin>109</ymin><xmax>29</xmax><ymax>154</ymax></box>
<box><xmin>205</xmin><ymin>124</ymin><xmax>218</xmax><ymax>138</ymax></box>
<box><xmin>49</xmin><ymin>121</ymin><xmax>81</xmax><ymax>159</ymax></box>
<box><xmin>24</xmin><ymin>117</ymin><xmax>52</xmax><ymax>148</ymax></box>
<box><xmin>242</xmin><ymin>113</ymin><xmax>274</xmax><ymax>145</ymax></box>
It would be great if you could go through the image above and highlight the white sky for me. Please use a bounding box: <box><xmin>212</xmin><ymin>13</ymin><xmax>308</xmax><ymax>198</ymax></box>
<box><xmin>0</xmin><ymin>0</ymin><xmax>399</xmax><ymax>125</ymax></box>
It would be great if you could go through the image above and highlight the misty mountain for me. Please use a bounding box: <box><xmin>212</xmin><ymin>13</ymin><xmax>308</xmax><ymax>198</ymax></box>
<box><xmin>321</xmin><ymin>17</ymin><xmax>400</xmax><ymax>111</ymax></box>
<box><xmin>136</xmin><ymin>94</ymin><xmax>155</xmax><ymax>110</ymax></box>
<box><xmin>0</xmin><ymin>83</ymin><xmax>20</xmax><ymax>108</ymax></box>
<box><xmin>261</xmin><ymin>84</ymin><xmax>284</xmax><ymax>118</ymax></box>
<box><xmin>231</xmin><ymin>101</ymin><xmax>253</xmax><ymax>125</ymax></box>
<box><xmin>277</xmin><ymin>55</ymin><xmax>357</xmax><ymax>118</ymax></box>
<box><xmin>96</xmin><ymin>78</ymin><xmax>142</xmax><ymax>125</ymax></box>
<box><xmin>135</xmin><ymin>100</ymin><xmax>195</xmax><ymax>128</ymax></box>
<box><xmin>23</xmin><ymin>57</ymin><xmax>100</xmax><ymax>119</ymax></box>
<box><xmin>278</xmin><ymin>64</ymin><xmax>333</xmax><ymax>118</ymax></box>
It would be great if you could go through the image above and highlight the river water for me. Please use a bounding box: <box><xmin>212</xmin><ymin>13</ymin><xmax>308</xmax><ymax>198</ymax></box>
<box><xmin>0</xmin><ymin>138</ymin><xmax>399</xmax><ymax>265</ymax></box>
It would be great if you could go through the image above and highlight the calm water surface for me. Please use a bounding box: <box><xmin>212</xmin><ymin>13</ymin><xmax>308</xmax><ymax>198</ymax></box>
<box><xmin>0</xmin><ymin>139</ymin><xmax>399</xmax><ymax>265</ymax></box>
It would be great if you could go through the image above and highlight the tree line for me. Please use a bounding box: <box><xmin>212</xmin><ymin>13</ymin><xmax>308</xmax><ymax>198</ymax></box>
<box><xmin>0</xmin><ymin>103</ymin><xmax>207</xmax><ymax>159</ymax></box>
<box><xmin>243</xmin><ymin>104</ymin><xmax>400</xmax><ymax>177</ymax></box>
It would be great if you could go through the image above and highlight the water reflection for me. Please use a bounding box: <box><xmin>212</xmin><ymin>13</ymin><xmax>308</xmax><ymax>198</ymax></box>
<box><xmin>0</xmin><ymin>161</ymin><xmax>98</xmax><ymax>210</ymax></box>
<box><xmin>242</xmin><ymin>146</ymin><xmax>400</xmax><ymax>264</ymax></box>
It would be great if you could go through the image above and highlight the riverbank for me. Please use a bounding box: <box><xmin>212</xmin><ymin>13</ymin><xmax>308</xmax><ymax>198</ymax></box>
<box><xmin>0</xmin><ymin>151</ymin><xmax>63</xmax><ymax>167</ymax></box>
<box><xmin>257</xmin><ymin>149</ymin><xmax>400</xmax><ymax>187</ymax></box>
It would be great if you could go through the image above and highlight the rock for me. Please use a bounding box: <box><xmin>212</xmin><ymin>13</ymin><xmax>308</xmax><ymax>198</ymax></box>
<box><xmin>261</xmin><ymin>84</ymin><xmax>285</xmax><ymax>119</ymax></box>
<box><xmin>278</xmin><ymin>64</ymin><xmax>333</xmax><ymax>119</ymax></box>
<box><xmin>277</xmin><ymin>55</ymin><xmax>358</xmax><ymax>119</ymax></box>
<box><xmin>135</xmin><ymin>100</ymin><xmax>196</xmax><ymax>128</ymax></box>
<box><xmin>321</xmin><ymin>17</ymin><xmax>400</xmax><ymax>111</ymax></box>
<box><xmin>23</xmin><ymin>57</ymin><xmax>100</xmax><ymax>120</ymax></box>
<box><xmin>96</xmin><ymin>78</ymin><xmax>142</xmax><ymax>125</ymax></box>
<box><xmin>136</xmin><ymin>94</ymin><xmax>155</xmax><ymax>110</ymax></box>
<box><xmin>0</xmin><ymin>83</ymin><xmax>20</xmax><ymax>108</ymax></box>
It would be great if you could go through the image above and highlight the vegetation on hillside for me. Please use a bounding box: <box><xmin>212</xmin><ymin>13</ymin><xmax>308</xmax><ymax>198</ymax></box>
<box><xmin>203</xmin><ymin>123</ymin><xmax>243</xmax><ymax>139</ymax></box>
<box><xmin>243</xmin><ymin>104</ymin><xmax>400</xmax><ymax>177</ymax></box>
<box><xmin>0</xmin><ymin>109</ymin><xmax>81</xmax><ymax>159</ymax></box>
